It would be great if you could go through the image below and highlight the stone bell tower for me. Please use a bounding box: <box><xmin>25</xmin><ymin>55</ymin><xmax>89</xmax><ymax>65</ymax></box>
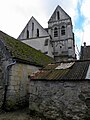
<box><xmin>48</xmin><ymin>5</ymin><xmax>75</xmax><ymax>61</ymax></box>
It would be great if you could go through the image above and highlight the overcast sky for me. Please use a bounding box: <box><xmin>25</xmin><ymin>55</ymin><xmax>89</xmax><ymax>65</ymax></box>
<box><xmin>0</xmin><ymin>0</ymin><xmax>90</xmax><ymax>57</ymax></box>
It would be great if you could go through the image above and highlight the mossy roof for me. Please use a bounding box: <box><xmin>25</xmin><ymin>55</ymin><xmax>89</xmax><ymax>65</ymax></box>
<box><xmin>0</xmin><ymin>31</ymin><xmax>54</xmax><ymax>67</ymax></box>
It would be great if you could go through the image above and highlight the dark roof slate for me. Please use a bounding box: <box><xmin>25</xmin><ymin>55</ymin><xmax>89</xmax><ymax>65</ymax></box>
<box><xmin>63</xmin><ymin>61</ymin><xmax>89</xmax><ymax>79</ymax></box>
<box><xmin>0</xmin><ymin>31</ymin><xmax>54</xmax><ymax>67</ymax></box>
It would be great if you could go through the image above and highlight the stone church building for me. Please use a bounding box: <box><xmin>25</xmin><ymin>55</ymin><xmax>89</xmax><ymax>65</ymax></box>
<box><xmin>0</xmin><ymin>5</ymin><xmax>90</xmax><ymax>119</ymax></box>
<box><xmin>18</xmin><ymin>5</ymin><xmax>76</xmax><ymax>62</ymax></box>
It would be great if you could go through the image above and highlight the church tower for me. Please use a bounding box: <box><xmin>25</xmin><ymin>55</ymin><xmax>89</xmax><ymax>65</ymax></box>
<box><xmin>48</xmin><ymin>5</ymin><xmax>75</xmax><ymax>61</ymax></box>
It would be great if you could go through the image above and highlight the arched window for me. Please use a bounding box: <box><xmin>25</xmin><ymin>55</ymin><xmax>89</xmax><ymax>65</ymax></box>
<box><xmin>54</xmin><ymin>27</ymin><xmax>58</xmax><ymax>37</ymax></box>
<box><xmin>27</xmin><ymin>30</ymin><xmax>29</xmax><ymax>39</ymax></box>
<box><xmin>37</xmin><ymin>29</ymin><xmax>39</xmax><ymax>37</ymax></box>
<box><xmin>61</xmin><ymin>26</ymin><xmax>65</xmax><ymax>36</ymax></box>
<box><xmin>57</xmin><ymin>11</ymin><xmax>60</xmax><ymax>20</ymax></box>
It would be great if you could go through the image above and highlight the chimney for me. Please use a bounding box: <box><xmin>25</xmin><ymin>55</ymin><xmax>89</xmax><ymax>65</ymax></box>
<box><xmin>84</xmin><ymin>42</ymin><xmax>86</xmax><ymax>48</ymax></box>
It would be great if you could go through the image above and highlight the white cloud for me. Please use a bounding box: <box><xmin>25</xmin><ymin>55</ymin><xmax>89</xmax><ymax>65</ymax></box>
<box><xmin>81</xmin><ymin>0</ymin><xmax>90</xmax><ymax>20</ymax></box>
<box><xmin>80</xmin><ymin>0</ymin><xmax>90</xmax><ymax>45</ymax></box>
<box><xmin>0</xmin><ymin>0</ymin><xmax>79</xmax><ymax>39</ymax></box>
<box><xmin>0</xmin><ymin>0</ymin><xmax>48</xmax><ymax>38</ymax></box>
<box><xmin>83</xmin><ymin>22</ymin><xmax>90</xmax><ymax>45</ymax></box>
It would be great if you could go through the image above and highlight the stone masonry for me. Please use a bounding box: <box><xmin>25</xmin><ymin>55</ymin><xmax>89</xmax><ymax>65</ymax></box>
<box><xmin>0</xmin><ymin>70</ymin><xmax>3</xmax><ymax>109</ymax></box>
<box><xmin>5</xmin><ymin>63</ymin><xmax>40</xmax><ymax>110</ymax></box>
<box><xmin>0</xmin><ymin>49</ymin><xmax>4</xmax><ymax>109</ymax></box>
<box><xmin>29</xmin><ymin>80</ymin><xmax>90</xmax><ymax>120</ymax></box>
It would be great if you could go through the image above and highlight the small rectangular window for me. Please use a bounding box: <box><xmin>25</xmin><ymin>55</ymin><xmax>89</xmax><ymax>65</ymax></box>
<box><xmin>32</xmin><ymin>22</ymin><xmax>34</xmax><ymax>30</ymax></box>
<box><xmin>37</xmin><ymin>29</ymin><xmax>39</xmax><ymax>37</ymax></box>
<box><xmin>44</xmin><ymin>39</ymin><xmax>48</xmax><ymax>46</ymax></box>
<box><xmin>57</xmin><ymin>11</ymin><xmax>60</xmax><ymax>20</ymax></box>
<box><xmin>27</xmin><ymin>30</ymin><xmax>29</xmax><ymax>39</ymax></box>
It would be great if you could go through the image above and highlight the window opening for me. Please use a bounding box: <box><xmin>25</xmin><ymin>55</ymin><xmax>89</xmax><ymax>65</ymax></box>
<box><xmin>37</xmin><ymin>29</ymin><xmax>39</xmax><ymax>37</ymax></box>
<box><xmin>54</xmin><ymin>27</ymin><xmax>58</xmax><ymax>37</ymax></box>
<box><xmin>57</xmin><ymin>11</ymin><xmax>60</xmax><ymax>20</ymax></box>
<box><xmin>27</xmin><ymin>30</ymin><xmax>29</xmax><ymax>39</ymax></box>
<box><xmin>32</xmin><ymin>22</ymin><xmax>34</xmax><ymax>30</ymax></box>
<box><xmin>44</xmin><ymin>39</ymin><xmax>48</xmax><ymax>46</ymax></box>
<box><xmin>61</xmin><ymin>26</ymin><xmax>65</xmax><ymax>35</ymax></box>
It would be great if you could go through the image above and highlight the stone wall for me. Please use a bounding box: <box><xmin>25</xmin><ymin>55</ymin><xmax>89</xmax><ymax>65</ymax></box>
<box><xmin>29</xmin><ymin>80</ymin><xmax>90</xmax><ymax>120</ymax></box>
<box><xmin>0</xmin><ymin>40</ymin><xmax>17</xmax><ymax>109</ymax></box>
<box><xmin>0</xmin><ymin>51</ymin><xmax>4</xmax><ymax>109</ymax></box>
<box><xmin>0</xmin><ymin>41</ymin><xmax>7</xmax><ymax>109</ymax></box>
<box><xmin>5</xmin><ymin>63</ymin><xmax>40</xmax><ymax>110</ymax></box>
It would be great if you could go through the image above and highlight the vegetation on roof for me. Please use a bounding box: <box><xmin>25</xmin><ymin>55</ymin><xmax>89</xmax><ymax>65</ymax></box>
<box><xmin>0</xmin><ymin>31</ymin><xmax>54</xmax><ymax>67</ymax></box>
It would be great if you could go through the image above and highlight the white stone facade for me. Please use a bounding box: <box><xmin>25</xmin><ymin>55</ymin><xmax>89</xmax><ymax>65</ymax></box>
<box><xmin>18</xmin><ymin>5</ymin><xmax>75</xmax><ymax>61</ymax></box>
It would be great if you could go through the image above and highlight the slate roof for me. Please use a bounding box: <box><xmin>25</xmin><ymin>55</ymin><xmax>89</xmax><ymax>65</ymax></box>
<box><xmin>0</xmin><ymin>31</ymin><xmax>54</xmax><ymax>67</ymax></box>
<box><xmin>80</xmin><ymin>46</ymin><xmax>90</xmax><ymax>60</ymax></box>
<box><xmin>31</xmin><ymin>60</ymin><xmax>90</xmax><ymax>80</ymax></box>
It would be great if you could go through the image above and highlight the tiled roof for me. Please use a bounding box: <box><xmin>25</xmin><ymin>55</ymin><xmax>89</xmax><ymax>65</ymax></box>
<box><xmin>63</xmin><ymin>61</ymin><xmax>89</xmax><ymax>79</ymax></box>
<box><xmin>31</xmin><ymin>60</ymin><xmax>90</xmax><ymax>80</ymax></box>
<box><xmin>80</xmin><ymin>46</ymin><xmax>90</xmax><ymax>60</ymax></box>
<box><xmin>0</xmin><ymin>31</ymin><xmax>54</xmax><ymax>67</ymax></box>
